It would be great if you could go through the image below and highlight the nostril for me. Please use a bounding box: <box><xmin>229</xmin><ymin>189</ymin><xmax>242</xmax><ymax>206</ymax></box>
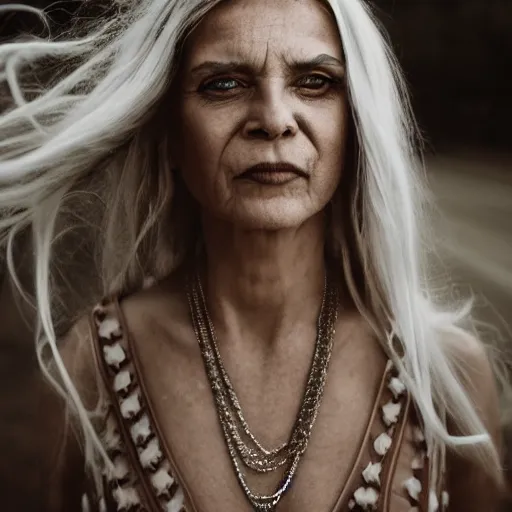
<box><xmin>248</xmin><ymin>128</ymin><xmax>271</xmax><ymax>139</ymax></box>
<box><xmin>246</xmin><ymin>127</ymin><xmax>294</xmax><ymax>140</ymax></box>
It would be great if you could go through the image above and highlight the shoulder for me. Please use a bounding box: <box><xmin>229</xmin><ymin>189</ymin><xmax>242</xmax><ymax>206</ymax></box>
<box><xmin>117</xmin><ymin>272</ymin><xmax>193</xmax><ymax>353</ymax></box>
<box><xmin>439</xmin><ymin>323</ymin><xmax>490</xmax><ymax>365</ymax></box>
<box><xmin>438</xmin><ymin>326</ymin><xmax>505</xmax><ymax>510</ymax></box>
<box><xmin>439</xmin><ymin>325</ymin><xmax>501</xmax><ymax>436</ymax></box>
<box><xmin>120</xmin><ymin>274</ymin><xmax>186</xmax><ymax>318</ymax></box>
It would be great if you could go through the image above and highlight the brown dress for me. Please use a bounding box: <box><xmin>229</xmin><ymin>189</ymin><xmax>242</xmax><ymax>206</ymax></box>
<box><xmin>82</xmin><ymin>297</ymin><xmax>449</xmax><ymax>512</ymax></box>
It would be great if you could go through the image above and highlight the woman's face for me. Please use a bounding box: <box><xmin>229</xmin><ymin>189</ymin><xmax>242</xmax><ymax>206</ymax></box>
<box><xmin>175</xmin><ymin>0</ymin><xmax>348</xmax><ymax>230</ymax></box>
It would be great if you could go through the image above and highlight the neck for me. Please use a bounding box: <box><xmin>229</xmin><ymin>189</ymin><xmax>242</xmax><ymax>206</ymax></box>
<box><xmin>199</xmin><ymin>213</ymin><xmax>330</xmax><ymax>350</ymax></box>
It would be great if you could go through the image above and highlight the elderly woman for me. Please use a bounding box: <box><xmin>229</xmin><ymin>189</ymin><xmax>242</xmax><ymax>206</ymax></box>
<box><xmin>0</xmin><ymin>0</ymin><xmax>504</xmax><ymax>511</ymax></box>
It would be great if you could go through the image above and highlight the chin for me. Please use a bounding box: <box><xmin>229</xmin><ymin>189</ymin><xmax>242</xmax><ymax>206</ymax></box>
<box><xmin>229</xmin><ymin>200</ymin><xmax>320</xmax><ymax>231</ymax></box>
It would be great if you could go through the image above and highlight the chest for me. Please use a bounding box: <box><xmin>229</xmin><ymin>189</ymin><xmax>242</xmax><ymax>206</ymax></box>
<box><xmin>90</xmin><ymin>301</ymin><xmax>446</xmax><ymax>512</ymax></box>
<box><xmin>133</xmin><ymin>324</ymin><xmax>388</xmax><ymax>512</ymax></box>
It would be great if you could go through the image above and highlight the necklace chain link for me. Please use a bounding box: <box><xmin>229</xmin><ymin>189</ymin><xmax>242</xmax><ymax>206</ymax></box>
<box><xmin>187</xmin><ymin>270</ymin><xmax>339</xmax><ymax>511</ymax></box>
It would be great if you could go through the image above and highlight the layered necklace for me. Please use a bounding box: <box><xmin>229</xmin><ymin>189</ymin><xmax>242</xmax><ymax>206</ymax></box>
<box><xmin>187</xmin><ymin>269</ymin><xmax>339</xmax><ymax>511</ymax></box>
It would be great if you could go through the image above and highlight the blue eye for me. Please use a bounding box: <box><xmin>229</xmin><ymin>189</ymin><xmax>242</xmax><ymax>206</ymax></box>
<box><xmin>202</xmin><ymin>78</ymin><xmax>241</xmax><ymax>92</ymax></box>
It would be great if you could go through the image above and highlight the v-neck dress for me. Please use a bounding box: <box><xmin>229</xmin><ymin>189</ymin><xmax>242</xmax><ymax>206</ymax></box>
<box><xmin>81</xmin><ymin>297</ymin><xmax>449</xmax><ymax>512</ymax></box>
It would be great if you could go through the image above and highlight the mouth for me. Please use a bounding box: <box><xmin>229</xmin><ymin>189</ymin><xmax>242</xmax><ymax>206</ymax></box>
<box><xmin>236</xmin><ymin>162</ymin><xmax>308</xmax><ymax>185</ymax></box>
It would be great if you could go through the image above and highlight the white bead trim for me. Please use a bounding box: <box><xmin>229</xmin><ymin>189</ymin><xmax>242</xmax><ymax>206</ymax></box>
<box><xmin>98</xmin><ymin>316</ymin><xmax>122</xmax><ymax>340</ymax></box>
<box><xmin>362</xmin><ymin>462</ymin><xmax>382</xmax><ymax>486</ymax></box>
<box><xmin>166</xmin><ymin>486</ymin><xmax>185</xmax><ymax>512</ymax></box>
<box><xmin>103</xmin><ymin>343</ymin><xmax>126</xmax><ymax>370</ymax></box>
<box><xmin>403</xmin><ymin>477</ymin><xmax>422</xmax><ymax>501</ymax></box>
<box><xmin>130</xmin><ymin>414</ymin><xmax>152</xmax><ymax>445</ymax></box>
<box><xmin>373</xmin><ymin>432</ymin><xmax>392</xmax><ymax>457</ymax></box>
<box><xmin>353</xmin><ymin>486</ymin><xmax>379</xmax><ymax>510</ymax></box>
<box><xmin>112</xmin><ymin>486</ymin><xmax>141</xmax><ymax>508</ymax></box>
<box><xmin>139</xmin><ymin>438</ymin><xmax>163</xmax><ymax>470</ymax></box>
<box><xmin>114</xmin><ymin>370</ymin><xmax>132</xmax><ymax>394</ymax></box>
<box><xmin>150</xmin><ymin>468</ymin><xmax>175</xmax><ymax>495</ymax></box>
<box><xmin>382</xmin><ymin>401</ymin><xmax>402</xmax><ymax>427</ymax></box>
<box><xmin>120</xmin><ymin>392</ymin><xmax>141</xmax><ymax>419</ymax></box>
<box><xmin>388</xmin><ymin>377</ymin><xmax>406</xmax><ymax>399</ymax></box>
<box><xmin>347</xmin><ymin>360</ymin><xmax>408</xmax><ymax>511</ymax></box>
<box><xmin>95</xmin><ymin>302</ymin><xmax>186</xmax><ymax>512</ymax></box>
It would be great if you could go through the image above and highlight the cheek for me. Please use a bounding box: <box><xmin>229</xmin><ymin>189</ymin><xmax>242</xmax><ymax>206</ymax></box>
<box><xmin>179</xmin><ymin>104</ymin><xmax>235</xmax><ymax>163</ymax></box>
<box><xmin>329</xmin><ymin>101</ymin><xmax>349</xmax><ymax>157</ymax></box>
<box><xmin>177</xmin><ymin>106</ymin><xmax>230</xmax><ymax>204</ymax></box>
<box><xmin>180</xmin><ymin>108</ymin><xmax>210</xmax><ymax>163</ymax></box>
<box><xmin>318</xmin><ymin>106</ymin><xmax>348</xmax><ymax>189</ymax></box>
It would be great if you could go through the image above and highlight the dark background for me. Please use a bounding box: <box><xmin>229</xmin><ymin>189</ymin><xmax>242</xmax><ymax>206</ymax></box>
<box><xmin>1</xmin><ymin>0</ymin><xmax>511</xmax><ymax>150</ymax></box>
<box><xmin>378</xmin><ymin>0</ymin><xmax>511</xmax><ymax>150</ymax></box>
<box><xmin>0</xmin><ymin>1</ymin><xmax>511</xmax><ymax>510</ymax></box>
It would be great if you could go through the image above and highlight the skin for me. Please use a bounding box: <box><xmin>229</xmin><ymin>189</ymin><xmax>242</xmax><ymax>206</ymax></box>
<box><xmin>45</xmin><ymin>0</ymin><xmax>504</xmax><ymax>511</ymax></box>
<box><xmin>173</xmin><ymin>0</ymin><xmax>348</xmax><ymax>354</ymax></box>
<box><xmin>134</xmin><ymin>3</ymin><xmax>378</xmax><ymax>509</ymax></box>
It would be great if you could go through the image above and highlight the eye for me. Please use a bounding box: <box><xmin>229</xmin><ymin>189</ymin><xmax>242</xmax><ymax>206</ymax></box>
<box><xmin>200</xmin><ymin>77</ymin><xmax>244</xmax><ymax>93</ymax></box>
<box><xmin>296</xmin><ymin>74</ymin><xmax>343</xmax><ymax>95</ymax></box>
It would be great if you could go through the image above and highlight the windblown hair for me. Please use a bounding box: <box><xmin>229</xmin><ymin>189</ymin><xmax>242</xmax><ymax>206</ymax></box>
<box><xmin>0</xmin><ymin>0</ymin><xmax>502</xmax><ymax>493</ymax></box>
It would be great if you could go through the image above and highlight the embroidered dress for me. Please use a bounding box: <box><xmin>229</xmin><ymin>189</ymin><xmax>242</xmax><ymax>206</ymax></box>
<box><xmin>83</xmin><ymin>297</ymin><xmax>449</xmax><ymax>512</ymax></box>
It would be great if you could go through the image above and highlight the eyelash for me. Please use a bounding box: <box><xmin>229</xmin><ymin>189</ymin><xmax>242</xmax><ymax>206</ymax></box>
<box><xmin>199</xmin><ymin>74</ymin><xmax>343</xmax><ymax>97</ymax></box>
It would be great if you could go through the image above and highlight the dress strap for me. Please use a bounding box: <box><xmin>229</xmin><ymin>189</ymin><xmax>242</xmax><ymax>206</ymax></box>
<box><xmin>380</xmin><ymin>386</ymin><xmax>412</xmax><ymax>510</ymax></box>
<box><xmin>332</xmin><ymin>359</ymin><xmax>393</xmax><ymax>510</ymax></box>
<box><xmin>344</xmin><ymin>360</ymin><xmax>411</xmax><ymax>511</ymax></box>
<box><xmin>89</xmin><ymin>297</ymin><xmax>186</xmax><ymax>512</ymax></box>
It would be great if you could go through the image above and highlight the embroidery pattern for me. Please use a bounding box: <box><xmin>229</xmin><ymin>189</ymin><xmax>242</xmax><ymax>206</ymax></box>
<box><xmin>83</xmin><ymin>297</ymin><xmax>448</xmax><ymax>512</ymax></box>
<box><xmin>93</xmin><ymin>301</ymin><xmax>187</xmax><ymax>512</ymax></box>
<box><xmin>403</xmin><ymin>424</ymin><xmax>449</xmax><ymax>512</ymax></box>
<box><xmin>347</xmin><ymin>361</ymin><xmax>409</xmax><ymax>511</ymax></box>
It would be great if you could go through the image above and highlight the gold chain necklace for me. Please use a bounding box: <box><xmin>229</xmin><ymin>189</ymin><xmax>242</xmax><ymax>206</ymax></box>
<box><xmin>187</xmin><ymin>271</ymin><xmax>339</xmax><ymax>511</ymax></box>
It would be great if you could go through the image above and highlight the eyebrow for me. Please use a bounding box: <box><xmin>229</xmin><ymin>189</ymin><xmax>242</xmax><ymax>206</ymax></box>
<box><xmin>189</xmin><ymin>53</ymin><xmax>345</xmax><ymax>76</ymax></box>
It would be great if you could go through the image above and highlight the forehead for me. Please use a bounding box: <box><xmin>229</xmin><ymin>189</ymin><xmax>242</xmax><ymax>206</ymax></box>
<box><xmin>182</xmin><ymin>0</ymin><xmax>343</xmax><ymax>69</ymax></box>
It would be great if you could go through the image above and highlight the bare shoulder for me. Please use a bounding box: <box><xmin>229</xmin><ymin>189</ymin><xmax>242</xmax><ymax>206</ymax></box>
<box><xmin>439</xmin><ymin>326</ymin><xmax>505</xmax><ymax>511</ymax></box>
<box><xmin>118</xmin><ymin>272</ymin><xmax>192</xmax><ymax>351</ymax></box>
<box><xmin>439</xmin><ymin>325</ymin><xmax>501</xmax><ymax>435</ymax></box>
<box><xmin>60</xmin><ymin>272</ymin><xmax>190</xmax><ymax>390</ymax></box>
<box><xmin>440</xmin><ymin>324</ymin><xmax>492</xmax><ymax>367</ymax></box>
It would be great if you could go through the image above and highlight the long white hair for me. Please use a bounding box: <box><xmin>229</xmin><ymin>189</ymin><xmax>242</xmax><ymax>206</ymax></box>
<box><xmin>0</xmin><ymin>0</ymin><xmax>502</xmax><ymax>492</ymax></box>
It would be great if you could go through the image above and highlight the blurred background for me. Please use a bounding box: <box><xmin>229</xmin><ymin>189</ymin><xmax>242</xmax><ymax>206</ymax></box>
<box><xmin>0</xmin><ymin>0</ymin><xmax>511</xmax><ymax>510</ymax></box>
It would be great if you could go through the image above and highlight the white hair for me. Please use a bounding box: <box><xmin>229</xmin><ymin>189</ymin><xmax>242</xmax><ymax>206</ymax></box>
<box><xmin>0</xmin><ymin>0</ymin><xmax>502</xmax><ymax>494</ymax></box>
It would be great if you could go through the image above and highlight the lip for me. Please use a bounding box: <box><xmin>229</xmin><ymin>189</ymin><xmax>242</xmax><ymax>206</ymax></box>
<box><xmin>236</xmin><ymin>162</ymin><xmax>309</xmax><ymax>185</ymax></box>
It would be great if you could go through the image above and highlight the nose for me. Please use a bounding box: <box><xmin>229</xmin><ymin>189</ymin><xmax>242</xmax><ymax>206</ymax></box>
<box><xmin>242</xmin><ymin>84</ymin><xmax>299</xmax><ymax>140</ymax></box>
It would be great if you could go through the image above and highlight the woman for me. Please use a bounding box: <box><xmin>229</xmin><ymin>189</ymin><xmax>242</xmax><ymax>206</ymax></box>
<box><xmin>0</xmin><ymin>0</ymin><xmax>504</xmax><ymax>510</ymax></box>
